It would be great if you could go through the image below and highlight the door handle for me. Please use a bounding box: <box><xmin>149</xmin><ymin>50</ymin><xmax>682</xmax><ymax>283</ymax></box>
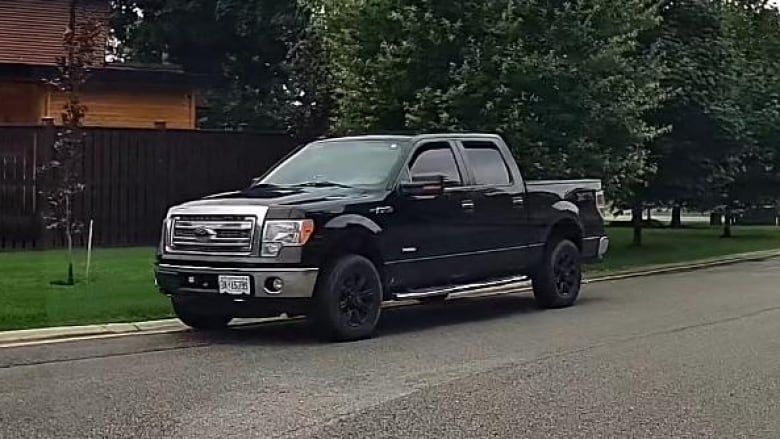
<box><xmin>512</xmin><ymin>196</ymin><xmax>525</xmax><ymax>206</ymax></box>
<box><xmin>461</xmin><ymin>200</ymin><xmax>475</xmax><ymax>210</ymax></box>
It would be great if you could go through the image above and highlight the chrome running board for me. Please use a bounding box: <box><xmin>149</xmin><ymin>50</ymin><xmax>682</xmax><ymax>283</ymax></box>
<box><xmin>394</xmin><ymin>275</ymin><xmax>529</xmax><ymax>300</ymax></box>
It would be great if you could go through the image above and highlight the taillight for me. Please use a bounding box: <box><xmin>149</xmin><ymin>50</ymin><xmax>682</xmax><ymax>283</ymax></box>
<box><xmin>596</xmin><ymin>190</ymin><xmax>607</xmax><ymax>218</ymax></box>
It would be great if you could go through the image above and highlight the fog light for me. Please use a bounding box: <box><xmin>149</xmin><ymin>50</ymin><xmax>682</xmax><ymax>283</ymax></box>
<box><xmin>265</xmin><ymin>277</ymin><xmax>284</xmax><ymax>294</ymax></box>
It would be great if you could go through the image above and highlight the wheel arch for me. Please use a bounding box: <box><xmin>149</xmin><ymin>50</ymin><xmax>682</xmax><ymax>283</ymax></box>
<box><xmin>545</xmin><ymin>216</ymin><xmax>584</xmax><ymax>250</ymax></box>
<box><xmin>324</xmin><ymin>214</ymin><xmax>382</xmax><ymax>234</ymax></box>
<box><xmin>320</xmin><ymin>222</ymin><xmax>387</xmax><ymax>297</ymax></box>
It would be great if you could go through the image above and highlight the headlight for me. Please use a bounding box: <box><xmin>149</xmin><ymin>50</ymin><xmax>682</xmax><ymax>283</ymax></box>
<box><xmin>261</xmin><ymin>220</ymin><xmax>315</xmax><ymax>257</ymax></box>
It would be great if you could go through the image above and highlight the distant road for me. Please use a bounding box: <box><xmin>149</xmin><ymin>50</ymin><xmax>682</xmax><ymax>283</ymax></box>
<box><xmin>2</xmin><ymin>259</ymin><xmax>779</xmax><ymax>438</ymax></box>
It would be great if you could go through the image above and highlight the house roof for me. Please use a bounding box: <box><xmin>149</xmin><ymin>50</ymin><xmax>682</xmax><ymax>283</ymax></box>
<box><xmin>0</xmin><ymin>62</ymin><xmax>194</xmax><ymax>88</ymax></box>
<box><xmin>0</xmin><ymin>0</ymin><xmax>109</xmax><ymax>66</ymax></box>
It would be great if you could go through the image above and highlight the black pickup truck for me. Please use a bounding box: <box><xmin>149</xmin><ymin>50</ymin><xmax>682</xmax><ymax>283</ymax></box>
<box><xmin>155</xmin><ymin>133</ymin><xmax>609</xmax><ymax>341</ymax></box>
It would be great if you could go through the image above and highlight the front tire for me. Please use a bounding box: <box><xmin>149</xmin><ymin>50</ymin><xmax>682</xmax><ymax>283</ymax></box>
<box><xmin>172</xmin><ymin>297</ymin><xmax>232</xmax><ymax>330</ymax></box>
<box><xmin>532</xmin><ymin>238</ymin><xmax>582</xmax><ymax>309</ymax></box>
<box><xmin>312</xmin><ymin>255</ymin><xmax>383</xmax><ymax>342</ymax></box>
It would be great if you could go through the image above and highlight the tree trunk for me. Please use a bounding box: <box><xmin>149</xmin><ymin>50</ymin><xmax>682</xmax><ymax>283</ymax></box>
<box><xmin>722</xmin><ymin>208</ymin><xmax>733</xmax><ymax>238</ymax></box>
<box><xmin>646</xmin><ymin>208</ymin><xmax>652</xmax><ymax>222</ymax></box>
<box><xmin>66</xmin><ymin>230</ymin><xmax>75</xmax><ymax>285</ymax></box>
<box><xmin>65</xmin><ymin>195</ymin><xmax>75</xmax><ymax>285</ymax></box>
<box><xmin>670</xmin><ymin>205</ymin><xmax>682</xmax><ymax>228</ymax></box>
<box><xmin>710</xmin><ymin>212</ymin><xmax>722</xmax><ymax>226</ymax></box>
<box><xmin>632</xmin><ymin>204</ymin><xmax>643</xmax><ymax>246</ymax></box>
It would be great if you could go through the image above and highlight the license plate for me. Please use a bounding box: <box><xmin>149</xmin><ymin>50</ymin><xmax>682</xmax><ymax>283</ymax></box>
<box><xmin>218</xmin><ymin>275</ymin><xmax>251</xmax><ymax>296</ymax></box>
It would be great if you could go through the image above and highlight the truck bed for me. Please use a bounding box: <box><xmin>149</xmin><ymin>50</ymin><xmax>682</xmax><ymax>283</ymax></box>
<box><xmin>526</xmin><ymin>179</ymin><xmax>602</xmax><ymax>198</ymax></box>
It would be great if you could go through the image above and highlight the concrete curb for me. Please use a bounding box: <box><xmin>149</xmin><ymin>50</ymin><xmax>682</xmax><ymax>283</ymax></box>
<box><xmin>0</xmin><ymin>317</ymin><xmax>288</xmax><ymax>347</ymax></box>
<box><xmin>0</xmin><ymin>319</ymin><xmax>187</xmax><ymax>346</ymax></box>
<box><xmin>586</xmin><ymin>248</ymin><xmax>780</xmax><ymax>283</ymax></box>
<box><xmin>2</xmin><ymin>249</ymin><xmax>779</xmax><ymax>347</ymax></box>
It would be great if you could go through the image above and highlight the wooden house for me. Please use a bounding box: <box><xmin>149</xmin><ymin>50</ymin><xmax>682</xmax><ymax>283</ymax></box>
<box><xmin>0</xmin><ymin>0</ymin><xmax>196</xmax><ymax>129</ymax></box>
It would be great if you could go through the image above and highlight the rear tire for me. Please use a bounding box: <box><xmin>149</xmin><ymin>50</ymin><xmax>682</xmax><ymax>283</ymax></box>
<box><xmin>532</xmin><ymin>238</ymin><xmax>582</xmax><ymax>309</ymax></box>
<box><xmin>312</xmin><ymin>255</ymin><xmax>383</xmax><ymax>342</ymax></box>
<box><xmin>171</xmin><ymin>297</ymin><xmax>232</xmax><ymax>330</ymax></box>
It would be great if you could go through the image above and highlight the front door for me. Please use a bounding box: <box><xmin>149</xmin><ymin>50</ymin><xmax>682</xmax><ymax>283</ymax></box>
<box><xmin>384</xmin><ymin>141</ymin><xmax>477</xmax><ymax>290</ymax></box>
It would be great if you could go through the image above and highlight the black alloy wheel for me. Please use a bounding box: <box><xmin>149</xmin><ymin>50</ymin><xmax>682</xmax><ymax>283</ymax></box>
<box><xmin>532</xmin><ymin>238</ymin><xmax>582</xmax><ymax>309</ymax></box>
<box><xmin>313</xmin><ymin>254</ymin><xmax>383</xmax><ymax>341</ymax></box>
<box><xmin>338</xmin><ymin>267</ymin><xmax>378</xmax><ymax>328</ymax></box>
<box><xmin>553</xmin><ymin>247</ymin><xmax>580</xmax><ymax>299</ymax></box>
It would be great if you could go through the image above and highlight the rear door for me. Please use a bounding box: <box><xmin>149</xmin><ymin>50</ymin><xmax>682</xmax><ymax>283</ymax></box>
<box><xmin>457</xmin><ymin>139</ymin><xmax>533</xmax><ymax>278</ymax></box>
<box><xmin>385</xmin><ymin>140</ymin><xmax>479</xmax><ymax>289</ymax></box>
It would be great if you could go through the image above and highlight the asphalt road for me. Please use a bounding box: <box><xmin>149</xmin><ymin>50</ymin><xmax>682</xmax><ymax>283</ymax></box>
<box><xmin>1</xmin><ymin>260</ymin><xmax>779</xmax><ymax>439</ymax></box>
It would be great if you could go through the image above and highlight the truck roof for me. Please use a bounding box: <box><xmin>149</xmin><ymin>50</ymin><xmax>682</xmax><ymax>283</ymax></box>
<box><xmin>317</xmin><ymin>133</ymin><xmax>504</xmax><ymax>144</ymax></box>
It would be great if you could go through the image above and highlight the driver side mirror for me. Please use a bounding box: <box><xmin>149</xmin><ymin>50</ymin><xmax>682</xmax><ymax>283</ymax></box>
<box><xmin>400</xmin><ymin>175</ymin><xmax>445</xmax><ymax>199</ymax></box>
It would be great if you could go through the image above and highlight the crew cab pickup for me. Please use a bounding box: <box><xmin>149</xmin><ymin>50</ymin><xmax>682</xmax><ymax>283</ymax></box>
<box><xmin>155</xmin><ymin>133</ymin><xmax>609</xmax><ymax>341</ymax></box>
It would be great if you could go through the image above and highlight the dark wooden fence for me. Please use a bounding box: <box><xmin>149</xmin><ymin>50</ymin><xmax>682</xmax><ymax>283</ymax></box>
<box><xmin>0</xmin><ymin>127</ymin><xmax>41</xmax><ymax>249</ymax></box>
<box><xmin>0</xmin><ymin>126</ymin><xmax>297</xmax><ymax>250</ymax></box>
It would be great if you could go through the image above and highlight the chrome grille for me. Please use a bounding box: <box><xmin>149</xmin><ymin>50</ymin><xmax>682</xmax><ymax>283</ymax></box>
<box><xmin>169</xmin><ymin>215</ymin><xmax>257</xmax><ymax>254</ymax></box>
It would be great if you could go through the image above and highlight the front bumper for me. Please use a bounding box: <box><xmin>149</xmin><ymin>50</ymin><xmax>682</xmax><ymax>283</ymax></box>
<box><xmin>155</xmin><ymin>264</ymin><xmax>319</xmax><ymax>299</ymax></box>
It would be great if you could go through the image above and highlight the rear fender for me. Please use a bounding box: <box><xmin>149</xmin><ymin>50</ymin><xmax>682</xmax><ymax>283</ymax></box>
<box><xmin>552</xmin><ymin>200</ymin><xmax>579</xmax><ymax>216</ymax></box>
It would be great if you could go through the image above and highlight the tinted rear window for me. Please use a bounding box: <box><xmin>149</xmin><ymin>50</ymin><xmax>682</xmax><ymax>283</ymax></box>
<box><xmin>463</xmin><ymin>141</ymin><xmax>511</xmax><ymax>186</ymax></box>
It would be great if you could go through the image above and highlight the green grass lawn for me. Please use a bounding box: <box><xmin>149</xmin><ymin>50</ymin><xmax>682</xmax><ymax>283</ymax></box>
<box><xmin>0</xmin><ymin>248</ymin><xmax>169</xmax><ymax>332</ymax></box>
<box><xmin>1</xmin><ymin>225</ymin><xmax>780</xmax><ymax>332</ymax></box>
<box><xmin>590</xmin><ymin>226</ymin><xmax>780</xmax><ymax>273</ymax></box>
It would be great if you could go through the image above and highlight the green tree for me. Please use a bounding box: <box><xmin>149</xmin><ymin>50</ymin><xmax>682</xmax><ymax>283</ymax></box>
<box><xmin>720</xmin><ymin>0</ymin><xmax>780</xmax><ymax>235</ymax></box>
<box><xmin>642</xmin><ymin>1</ymin><xmax>744</xmax><ymax>230</ymax></box>
<box><xmin>322</xmin><ymin>0</ymin><xmax>666</xmax><ymax>205</ymax></box>
<box><xmin>643</xmin><ymin>0</ymin><xmax>780</xmax><ymax>238</ymax></box>
<box><xmin>112</xmin><ymin>0</ymin><xmax>327</xmax><ymax>136</ymax></box>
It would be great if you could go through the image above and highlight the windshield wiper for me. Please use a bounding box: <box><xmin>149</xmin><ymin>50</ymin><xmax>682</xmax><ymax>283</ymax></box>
<box><xmin>247</xmin><ymin>182</ymin><xmax>292</xmax><ymax>190</ymax></box>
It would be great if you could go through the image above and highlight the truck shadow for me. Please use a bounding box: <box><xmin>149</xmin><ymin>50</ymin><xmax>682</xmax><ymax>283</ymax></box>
<box><xmin>189</xmin><ymin>293</ymin><xmax>603</xmax><ymax>346</ymax></box>
<box><xmin>377</xmin><ymin>294</ymin><xmax>602</xmax><ymax>337</ymax></box>
<box><xmin>377</xmin><ymin>294</ymin><xmax>539</xmax><ymax>336</ymax></box>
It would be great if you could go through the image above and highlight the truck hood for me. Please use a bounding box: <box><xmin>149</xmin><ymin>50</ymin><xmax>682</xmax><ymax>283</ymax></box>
<box><xmin>170</xmin><ymin>186</ymin><xmax>376</xmax><ymax>212</ymax></box>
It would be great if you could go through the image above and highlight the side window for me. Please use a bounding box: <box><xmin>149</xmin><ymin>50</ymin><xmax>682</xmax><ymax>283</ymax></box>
<box><xmin>462</xmin><ymin>141</ymin><xmax>512</xmax><ymax>186</ymax></box>
<box><xmin>409</xmin><ymin>142</ymin><xmax>463</xmax><ymax>186</ymax></box>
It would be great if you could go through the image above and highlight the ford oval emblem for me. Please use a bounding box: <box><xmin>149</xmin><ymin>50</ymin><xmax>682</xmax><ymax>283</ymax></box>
<box><xmin>193</xmin><ymin>227</ymin><xmax>217</xmax><ymax>242</ymax></box>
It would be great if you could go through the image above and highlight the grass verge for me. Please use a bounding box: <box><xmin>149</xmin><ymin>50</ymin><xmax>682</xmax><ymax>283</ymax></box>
<box><xmin>1</xmin><ymin>226</ymin><xmax>779</xmax><ymax>331</ymax></box>
<box><xmin>589</xmin><ymin>226</ymin><xmax>780</xmax><ymax>273</ymax></box>
<box><xmin>0</xmin><ymin>248</ymin><xmax>168</xmax><ymax>332</ymax></box>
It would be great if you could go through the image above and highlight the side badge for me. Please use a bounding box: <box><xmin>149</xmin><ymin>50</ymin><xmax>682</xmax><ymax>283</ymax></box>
<box><xmin>370</xmin><ymin>206</ymin><xmax>394</xmax><ymax>215</ymax></box>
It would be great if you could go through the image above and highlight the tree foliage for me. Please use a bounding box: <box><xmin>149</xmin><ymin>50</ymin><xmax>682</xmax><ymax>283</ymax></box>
<box><xmin>112</xmin><ymin>0</ymin><xmax>780</xmax><ymax>227</ymax></box>
<box><xmin>320</xmin><ymin>0</ymin><xmax>666</xmax><ymax>201</ymax></box>
<box><xmin>646</xmin><ymin>0</ymin><xmax>780</xmax><ymax>212</ymax></box>
<box><xmin>721</xmin><ymin>0</ymin><xmax>780</xmax><ymax>208</ymax></box>
<box><xmin>112</xmin><ymin>0</ymin><xmax>327</xmax><ymax>136</ymax></box>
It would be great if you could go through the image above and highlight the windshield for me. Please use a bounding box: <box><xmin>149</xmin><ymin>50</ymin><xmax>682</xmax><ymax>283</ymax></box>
<box><xmin>258</xmin><ymin>140</ymin><xmax>405</xmax><ymax>187</ymax></box>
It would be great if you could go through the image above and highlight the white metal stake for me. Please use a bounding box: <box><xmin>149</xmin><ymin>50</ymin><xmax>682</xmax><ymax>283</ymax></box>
<box><xmin>86</xmin><ymin>219</ymin><xmax>94</xmax><ymax>283</ymax></box>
